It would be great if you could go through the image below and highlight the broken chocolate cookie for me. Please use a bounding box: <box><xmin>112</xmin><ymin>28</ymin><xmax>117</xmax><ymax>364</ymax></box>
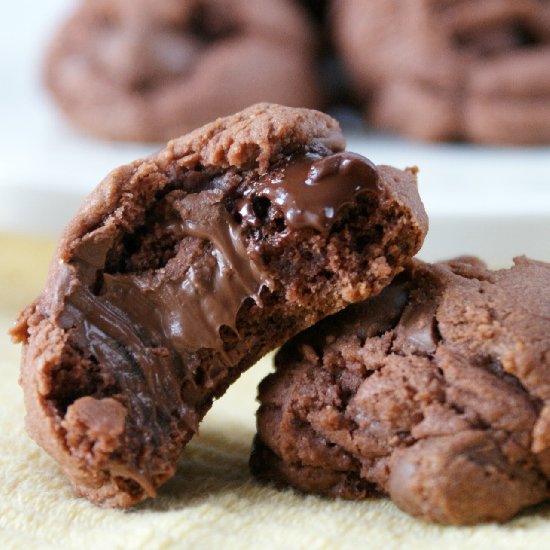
<box><xmin>11</xmin><ymin>104</ymin><xmax>427</xmax><ymax>507</ymax></box>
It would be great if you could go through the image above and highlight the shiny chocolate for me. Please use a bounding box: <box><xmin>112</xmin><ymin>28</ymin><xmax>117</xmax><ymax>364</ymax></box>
<box><xmin>54</xmin><ymin>150</ymin><xmax>381</xmax><ymax>475</ymax></box>
<box><xmin>250</xmin><ymin>151</ymin><xmax>380</xmax><ymax>231</ymax></box>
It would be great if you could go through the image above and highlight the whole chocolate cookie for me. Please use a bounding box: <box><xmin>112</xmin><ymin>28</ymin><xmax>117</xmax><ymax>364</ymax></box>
<box><xmin>45</xmin><ymin>0</ymin><xmax>321</xmax><ymax>141</ymax></box>
<box><xmin>251</xmin><ymin>257</ymin><xmax>550</xmax><ymax>524</ymax></box>
<box><xmin>333</xmin><ymin>0</ymin><xmax>550</xmax><ymax>143</ymax></box>
<box><xmin>11</xmin><ymin>104</ymin><xmax>427</xmax><ymax>507</ymax></box>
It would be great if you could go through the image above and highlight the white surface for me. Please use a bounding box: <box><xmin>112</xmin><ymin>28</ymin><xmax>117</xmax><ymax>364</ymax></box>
<box><xmin>347</xmin><ymin>136</ymin><xmax>550</xmax><ymax>217</ymax></box>
<box><xmin>419</xmin><ymin>215</ymin><xmax>550</xmax><ymax>267</ymax></box>
<box><xmin>0</xmin><ymin>0</ymin><xmax>549</xmax><ymax>265</ymax></box>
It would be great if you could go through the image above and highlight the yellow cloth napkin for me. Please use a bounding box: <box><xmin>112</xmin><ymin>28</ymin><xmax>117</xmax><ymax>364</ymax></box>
<box><xmin>1</xmin><ymin>233</ymin><xmax>549</xmax><ymax>549</ymax></box>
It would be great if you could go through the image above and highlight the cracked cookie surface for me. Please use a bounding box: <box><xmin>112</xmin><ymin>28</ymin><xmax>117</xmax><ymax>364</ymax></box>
<box><xmin>251</xmin><ymin>256</ymin><xmax>550</xmax><ymax>524</ymax></box>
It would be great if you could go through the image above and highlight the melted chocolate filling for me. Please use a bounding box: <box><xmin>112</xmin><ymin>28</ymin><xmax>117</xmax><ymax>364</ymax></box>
<box><xmin>54</xmin><ymin>151</ymin><xmax>380</xmax><ymax>484</ymax></box>
<box><xmin>241</xmin><ymin>152</ymin><xmax>378</xmax><ymax>232</ymax></box>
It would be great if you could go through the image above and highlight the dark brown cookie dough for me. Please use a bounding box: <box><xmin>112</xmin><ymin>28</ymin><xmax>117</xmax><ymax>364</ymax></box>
<box><xmin>333</xmin><ymin>0</ymin><xmax>550</xmax><ymax>143</ymax></box>
<box><xmin>45</xmin><ymin>0</ymin><xmax>321</xmax><ymax>141</ymax></box>
<box><xmin>11</xmin><ymin>104</ymin><xmax>427</xmax><ymax>507</ymax></box>
<box><xmin>251</xmin><ymin>256</ymin><xmax>550</xmax><ymax>524</ymax></box>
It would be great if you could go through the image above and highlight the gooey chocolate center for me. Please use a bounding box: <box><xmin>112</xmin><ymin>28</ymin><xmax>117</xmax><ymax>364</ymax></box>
<box><xmin>55</xmin><ymin>151</ymin><xmax>380</xmax><ymax>462</ymax></box>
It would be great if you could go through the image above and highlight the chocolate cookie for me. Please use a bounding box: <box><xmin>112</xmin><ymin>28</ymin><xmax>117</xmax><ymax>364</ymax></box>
<box><xmin>333</xmin><ymin>0</ymin><xmax>550</xmax><ymax>143</ymax></box>
<box><xmin>251</xmin><ymin>257</ymin><xmax>550</xmax><ymax>524</ymax></box>
<box><xmin>45</xmin><ymin>0</ymin><xmax>321</xmax><ymax>141</ymax></box>
<box><xmin>11</xmin><ymin>104</ymin><xmax>427</xmax><ymax>507</ymax></box>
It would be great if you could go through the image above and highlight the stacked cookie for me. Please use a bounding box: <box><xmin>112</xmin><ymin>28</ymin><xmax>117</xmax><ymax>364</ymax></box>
<box><xmin>12</xmin><ymin>104</ymin><xmax>550</xmax><ymax>523</ymax></box>
<box><xmin>45</xmin><ymin>0</ymin><xmax>550</xmax><ymax>143</ymax></box>
<box><xmin>251</xmin><ymin>256</ymin><xmax>550</xmax><ymax>524</ymax></box>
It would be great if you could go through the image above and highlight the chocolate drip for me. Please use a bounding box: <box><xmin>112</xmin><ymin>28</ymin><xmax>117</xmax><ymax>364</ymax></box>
<box><xmin>59</xmin><ymin>270</ymin><xmax>189</xmax><ymax>431</ymax></box>
<box><xmin>248</xmin><ymin>152</ymin><xmax>380</xmax><ymax>231</ymax></box>
<box><xmin>116</xmin><ymin>202</ymin><xmax>271</xmax><ymax>355</ymax></box>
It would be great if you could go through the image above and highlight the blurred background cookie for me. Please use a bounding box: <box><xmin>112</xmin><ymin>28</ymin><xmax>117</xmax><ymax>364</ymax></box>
<box><xmin>333</xmin><ymin>0</ymin><xmax>550</xmax><ymax>143</ymax></box>
<box><xmin>44</xmin><ymin>0</ymin><xmax>322</xmax><ymax>141</ymax></box>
